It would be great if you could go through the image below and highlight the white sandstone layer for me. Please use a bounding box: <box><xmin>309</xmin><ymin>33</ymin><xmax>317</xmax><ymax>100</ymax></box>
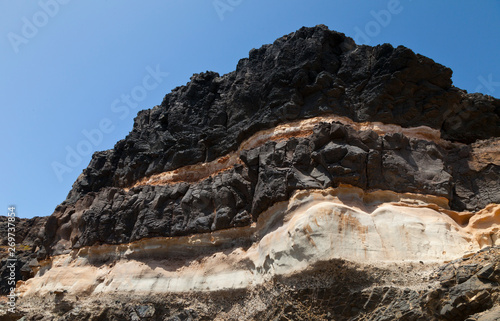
<box><xmin>19</xmin><ymin>186</ymin><xmax>500</xmax><ymax>297</ymax></box>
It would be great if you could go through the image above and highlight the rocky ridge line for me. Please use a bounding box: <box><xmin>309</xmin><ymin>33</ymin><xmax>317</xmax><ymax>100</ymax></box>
<box><xmin>1</xmin><ymin>24</ymin><xmax>499</xmax><ymax>321</ymax></box>
<box><xmin>36</xmin><ymin>25</ymin><xmax>500</xmax><ymax>257</ymax></box>
<box><xmin>67</xmin><ymin>25</ymin><xmax>499</xmax><ymax>203</ymax></box>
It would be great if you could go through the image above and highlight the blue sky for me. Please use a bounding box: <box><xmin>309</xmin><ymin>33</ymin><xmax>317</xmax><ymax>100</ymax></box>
<box><xmin>1</xmin><ymin>1</ymin><xmax>499</xmax><ymax>219</ymax></box>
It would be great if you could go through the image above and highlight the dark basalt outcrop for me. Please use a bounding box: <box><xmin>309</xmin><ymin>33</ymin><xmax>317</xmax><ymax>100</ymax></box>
<box><xmin>0</xmin><ymin>216</ymin><xmax>47</xmax><ymax>295</ymax></box>
<box><xmin>68</xmin><ymin>25</ymin><xmax>499</xmax><ymax>202</ymax></box>
<box><xmin>2</xmin><ymin>24</ymin><xmax>500</xmax><ymax>321</ymax></box>
<box><xmin>38</xmin><ymin>25</ymin><xmax>500</xmax><ymax>257</ymax></box>
<box><xmin>46</xmin><ymin>121</ymin><xmax>498</xmax><ymax>253</ymax></box>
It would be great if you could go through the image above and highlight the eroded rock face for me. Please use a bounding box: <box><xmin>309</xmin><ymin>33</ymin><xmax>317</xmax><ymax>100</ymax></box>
<box><xmin>0</xmin><ymin>216</ymin><xmax>47</xmax><ymax>295</ymax></box>
<box><xmin>16</xmin><ymin>187</ymin><xmax>500</xmax><ymax>298</ymax></box>
<box><xmin>37</xmin><ymin>26</ymin><xmax>499</xmax><ymax>258</ymax></box>
<box><xmin>2</xmin><ymin>25</ymin><xmax>500</xmax><ymax>320</ymax></box>
<box><xmin>67</xmin><ymin>26</ymin><xmax>499</xmax><ymax>201</ymax></box>
<box><xmin>42</xmin><ymin>117</ymin><xmax>500</xmax><ymax>256</ymax></box>
<box><xmin>6</xmin><ymin>247</ymin><xmax>500</xmax><ymax>321</ymax></box>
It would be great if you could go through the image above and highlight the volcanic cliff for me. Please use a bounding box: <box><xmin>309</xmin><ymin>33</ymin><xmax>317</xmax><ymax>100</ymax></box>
<box><xmin>1</xmin><ymin>25</ymin><xmax>500</xmax><ymax>321</ymax></box>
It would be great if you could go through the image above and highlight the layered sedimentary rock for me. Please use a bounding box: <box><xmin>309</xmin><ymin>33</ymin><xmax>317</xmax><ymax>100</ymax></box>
<box><xmin>18</xmin><ymin>187</ymin><xmax>500</xmax><ymax>296</ymax></box>
<box><xmin>2</xmin><ymin>25</ymin><xmax>500</xmax><ymax>320</ymax></box>
<box><xmin>43</xmin><ymin>114</ymin><xmax>500</xmax><ymax>257</ymax></box>
<box><xmin>38</xmin><ymin>26</ymin><xmax>499</xmax><ymax>259</ymax></box>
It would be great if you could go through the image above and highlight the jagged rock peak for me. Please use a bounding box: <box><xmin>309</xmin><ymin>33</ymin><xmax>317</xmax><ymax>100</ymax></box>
<box><xmin>67</xmin><ymin>25</ymin><xmax>499</xmax><ymax>206</ymax></box>
<box><xmin>4</xmin><ymin>25</ymin><xmax>500</xmax><ymax>321</ymax></box>
<box><xmin>33</xmin><ymin>24</ymin><xmax>498</xmax><ymax>255</ymax></box>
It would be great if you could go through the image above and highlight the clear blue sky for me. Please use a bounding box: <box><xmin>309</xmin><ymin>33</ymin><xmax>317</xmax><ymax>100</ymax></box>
<box><xmin>1</xmin><ymin>1</ymin><xmax>499</xmax><ymax>219</ymax></box>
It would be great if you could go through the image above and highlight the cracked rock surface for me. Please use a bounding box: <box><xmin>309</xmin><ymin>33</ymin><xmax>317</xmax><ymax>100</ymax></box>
<box><xmin>39</xmin><ymin>25</ymin><xmax>500</xmax><ymax>254</ymax></box>
<box><xmin>1</xmin><ymin>25</ymin><xmax>499</xmax><ymax>320</ymax></box>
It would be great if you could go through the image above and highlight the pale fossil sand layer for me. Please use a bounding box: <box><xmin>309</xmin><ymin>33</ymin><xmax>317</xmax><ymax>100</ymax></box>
<box><xmin>19</xmin><ymin>186</ymin><xmax>499</xmax><ymax>297</ymax></box>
